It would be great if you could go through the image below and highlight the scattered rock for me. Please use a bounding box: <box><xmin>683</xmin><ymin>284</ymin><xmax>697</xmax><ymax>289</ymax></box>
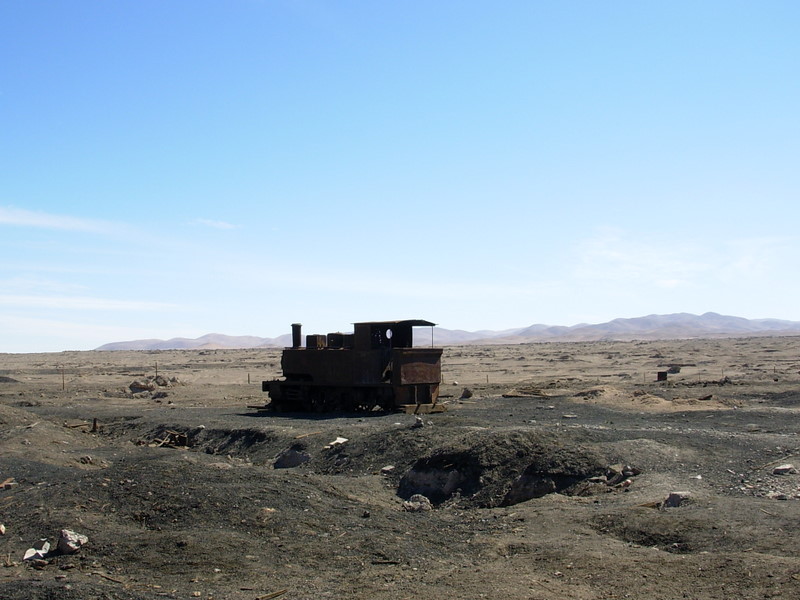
<box><xmin>403</xmin><ymin>494</ymin><xmax>433</xmax><ymax>512</ymax></box>
<box><xmin>129</xmin><ymin>379</ymin><xmax>156</xmax><ymax>393</ymax></box>
<box><xmin>23</xmin><ymin>539</ymin><xmax>50</xmax><ymax>561</ymax></box>
<box><xmin>502</xmin><ymin>386</ymin><xmax>547</xmax><ymax>398</ymax></box>
<box><xmin>662</xmin><ymin>491</ymin><xmax>691</xmax><ymax>508</ymax></box>
<box><xmin>772</xmin><ymin>464</ymin><xmax>797</xmax><ymax>475</ymax></box>
<box><xmin>380</xmin><ymin>465</ymin><xmax>396</xmax><ymax>476</ymax></box>
<box><xmin>766</xmin><ymin>491</ymin><xmax>789</xmax><ymax>500</ymax></box>
<box><xmin>57</xmin><ymin>529</ymin><xmax>88</xmax><ymax>555</ymax></box>
<box><xmin>129</xmin><ymin>375</ymin><xmax>176</xmax><ymax>393</ymax></box>
<box><xmin>324</xmin><ymin>437</ymin><xmax>348</xmax><ymax>449</ymax></box>
<box><xmin>411</xmin><ymin>416</ymin><xmax>425</xmax><ymax>429</ymax></box>
<box><xmin>606</xmin><ymin>464</ymin><xmax>640</xmax><ymax>485</ymax></box>
<box><xmin>562</xmin><ymin>414</ymin><xmax>578</xmax><ymax>419</ymax></box>
<box><xmin>460</xmin><ymin>388</ymin><xmax>473</xmax><ymax>399</ymax></box>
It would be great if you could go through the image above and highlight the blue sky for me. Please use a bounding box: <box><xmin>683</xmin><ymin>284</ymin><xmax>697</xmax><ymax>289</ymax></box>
<box><xmin>2</xmin><ymin>1</ymin><xmax>799</xmax><ymax>352</ymax></box>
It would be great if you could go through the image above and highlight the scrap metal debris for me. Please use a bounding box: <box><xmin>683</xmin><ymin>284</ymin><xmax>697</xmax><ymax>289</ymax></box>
<box><xmin>150</xmin><ymin>430</ymin><xmax>190</xmax><ymax>448</ymax></box>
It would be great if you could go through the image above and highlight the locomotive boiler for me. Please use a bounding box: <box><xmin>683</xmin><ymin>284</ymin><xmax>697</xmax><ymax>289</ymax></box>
<box><xmin>262</xmin><ymin>320</ymin><xmax>443</xmax><ymax>413</ymax></box>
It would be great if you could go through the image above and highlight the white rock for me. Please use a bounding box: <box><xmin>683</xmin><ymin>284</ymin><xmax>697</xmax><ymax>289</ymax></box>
<box><xmin>403</xmin><ymin>494</ymin><xmax>433</xmax><ymax>512</ymax></box>
<box><xmin>23</xmin><ymin>539</ymin><xmax>50</xmax><ymax>561</ymax></box>
<box><xmin>772</xmin><ymin>464</ymin><xmax>797</xmax><ymax>475</ymax></box>
<box><xmin>58</xmin><ymin>529</ymin><xmax>88</xmax><ymax>554</ymax></box>
<box><xmin>324</xmin><ymin>437</ymin><xmax>348</xmax><ymax>449</ymax></box>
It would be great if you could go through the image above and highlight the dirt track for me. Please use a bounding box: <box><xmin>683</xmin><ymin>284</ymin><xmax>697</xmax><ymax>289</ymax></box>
<box><xmin>2</xmin><ymin>337</ymin><xmax>800</xmax><ymax>599</ymax></box>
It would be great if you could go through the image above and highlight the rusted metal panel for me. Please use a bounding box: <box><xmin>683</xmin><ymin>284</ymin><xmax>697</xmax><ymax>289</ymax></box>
<box><xmin>327</xmin><ymin>332</ymin><xmax>345</xmax><ymax>348</ymax></box>
<box><xmin>394</xmin><ymin>348</ymin><xmax>443</xmax><ymax>385</ymax></box>
<box><xmin>282</xmin><ymin>349</ymin><xmax>388</xmax><ymax>385</ymax></box>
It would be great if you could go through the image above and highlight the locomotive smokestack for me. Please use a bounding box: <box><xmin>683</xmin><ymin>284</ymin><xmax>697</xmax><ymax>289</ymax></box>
<box><xmin>291</xmin><ymin>323</ymin><xmax>302</xmax><ymax>349</ymax></box>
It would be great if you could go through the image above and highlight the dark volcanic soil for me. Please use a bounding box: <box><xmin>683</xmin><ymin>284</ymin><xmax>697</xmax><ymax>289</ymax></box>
<box><xmin>2</xmin><ymin>337</ymin><xmax>800</xmax><ymax>599</ymax></box>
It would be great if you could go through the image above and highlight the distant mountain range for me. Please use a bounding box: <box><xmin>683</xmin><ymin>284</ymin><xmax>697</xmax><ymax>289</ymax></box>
<box><xmin>95</xmin><ymin>312</ymin><xmax>800</xmax><ymax>350</ymax></box>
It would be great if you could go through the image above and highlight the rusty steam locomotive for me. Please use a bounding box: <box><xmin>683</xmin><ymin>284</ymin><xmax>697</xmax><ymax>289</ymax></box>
<box><xmin>261</xmin><ymin>320</ymin><xmax>443</xmax><ymax>412</ymax></box>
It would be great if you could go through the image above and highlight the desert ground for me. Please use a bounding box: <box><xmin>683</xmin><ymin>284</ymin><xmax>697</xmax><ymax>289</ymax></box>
<box><xmin>2</xmin><ymin>336</ymin><xmax>800</xmax><ymax>599</ymax></box>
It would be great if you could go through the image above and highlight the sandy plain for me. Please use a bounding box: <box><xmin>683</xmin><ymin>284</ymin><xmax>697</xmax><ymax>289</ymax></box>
<box><xmin>1</xmin><ymin>336</ymin><xmax>800</xmax><ymax>599</ymax></box>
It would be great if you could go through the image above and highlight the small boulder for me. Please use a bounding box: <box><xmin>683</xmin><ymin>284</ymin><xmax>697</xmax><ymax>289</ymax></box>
<box><xmin>662</xmin><ymin>491</ymin><xmax>691</xmax><ymax>508</ymax></box>
<box><xmin>402</xmin><ymin>494</ymin><xmax>433</xmax><ymax>512</ymax></box>
<box><xmin>57</xmin><ymin>529</ymin><xmax>88</xmax><ymax>555</ymax></box>
<box><xmin>129</xmin><ymin>379</ymin><xmax>155</xmax><ymax>393</ymax></box>
<box><xmin>772</xmin><ymin>464</ymin><xmax>797</xmax><ymax>475</ymax></box>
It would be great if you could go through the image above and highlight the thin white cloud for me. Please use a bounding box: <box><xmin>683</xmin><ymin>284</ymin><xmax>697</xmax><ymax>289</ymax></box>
<box><xmin>0</xmin><ymin>276</ymin><xmax>88</xmax><ymax>295</ymax></box>
<box><xmin>193</xmin><ymin>218</ymin><xmax>237</xmax><ymax>230</ymax></box>
<box><xmin>574</xmin><ymin>229</ymin><xmax>797</xmax><ymax>289</ymax></box>
<box><xmin>717</xmin><ymin>236</ymin><xmax>791</xmax><ymax>282</ymax></box>
<box><xmin>0</xmin><ymin>206</ymin><xmax>114</xmax><ymax>233</ymax></box>
<box><xmin>0</xmin><ymin>295</ymin><xmax>179</xmax><ymax>311</ymax></box>
<box><xmin>208</xmin><ymin>256</ymin><xmax>553</xmax><ymax>301</ymax></box>
<box><xmin>574</xmin><ymin>229</ymin><xmax>710</xmax><ymax>287</ymax></box>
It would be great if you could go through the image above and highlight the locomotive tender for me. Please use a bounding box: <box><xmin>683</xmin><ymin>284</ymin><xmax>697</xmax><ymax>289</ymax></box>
<box><xmin>262</xmin><ymin>320</ymin><xmax>443</xmax><ymax>412</ymax></box>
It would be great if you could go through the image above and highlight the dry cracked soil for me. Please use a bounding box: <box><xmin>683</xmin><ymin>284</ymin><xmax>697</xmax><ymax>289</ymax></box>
<box><xmin>2</xmin><ymin>336</ymin><xmax>800</xmax><ymax>599</ymax></box>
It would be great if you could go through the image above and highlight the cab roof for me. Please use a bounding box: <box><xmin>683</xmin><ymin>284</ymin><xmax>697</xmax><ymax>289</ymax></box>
<box><xmin>352</xmin><ymin>319</ymin><xmax>436</xmax><ymax>327</ymax></box>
